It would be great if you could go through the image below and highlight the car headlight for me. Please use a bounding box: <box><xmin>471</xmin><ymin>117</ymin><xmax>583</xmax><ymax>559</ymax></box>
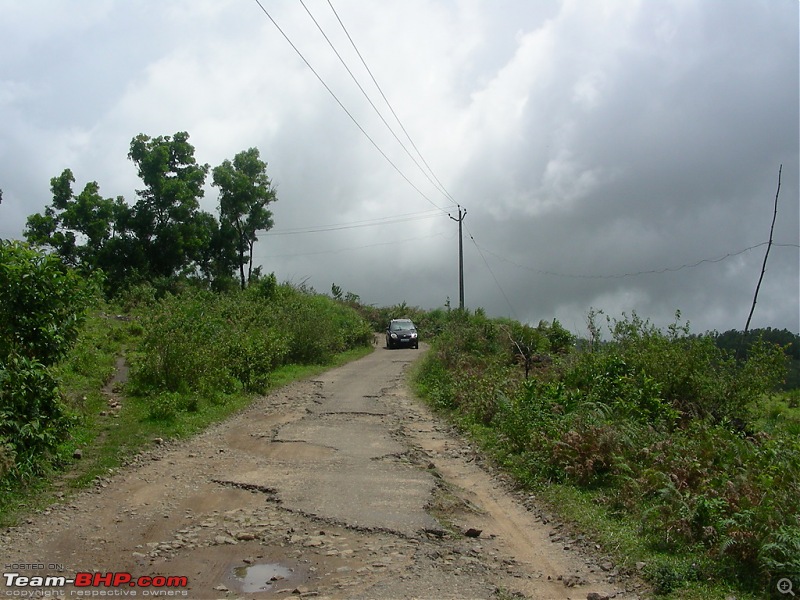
<box><xmin>390</xmin><ymin>333</ymin><xmax>397</xmax><ymax>339</ymax></box>
<box><xmin>411</xmin><ymin>333</ymin><xmax>418</xmax><ymax>338</ymax></box>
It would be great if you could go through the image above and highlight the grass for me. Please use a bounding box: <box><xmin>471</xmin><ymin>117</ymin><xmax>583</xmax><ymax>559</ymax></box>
<box><xmin>0</xmin><ymin>306</ymin><xmax>374</xmax><ymax>527</ymax></box>
<box><xmin>422</xmin><ymin>400</ymin><xmax>767</xmax><ymax>599</ymax></box>
<box><xmin>411</xmin><ymin>354</ymin><xmax>784</xmax><ymax>600</ymax></box>
<box><xmin>532</xmin><ymin>485</ymin><xmax>760</xmax><ymax>599</ymax></box>
<box><xmin>756</xmin><ymin>393</ymin><xmax>800</xmax><ymax>435</ymax></box>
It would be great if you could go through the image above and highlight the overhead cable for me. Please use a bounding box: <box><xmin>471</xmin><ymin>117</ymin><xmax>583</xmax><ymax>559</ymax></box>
<box><xmin>252</xmin><ymin>0</ymin><xmax>450</xmax><ymax>214</ymax></box>
<box><xmin>259</xmin><ymin>229</ymin><xmax>448</xmax><ymax>259</ymax></box>
<box><xmin>325</xmin><ymin>0</ymin><xmax>459</xmax><ymax>207</ymax></box>
<box><xmin>299</xmin><ymin>0</ymin><xmax>456</xmax><ymax>208</ymax></box>
<box><xmin>259</xmin><ymin>208</ymin><xmax>444</xmax><ymax>235</ymax></box>
<box><xmin>474</xmin><ymin>241</ymin><xmax>800</xmax><ymax>280</ymax></box>
<box><xmin>465</xmin><ymin>225</ymin><xmax>517</xmax><ymax>318</ymax></box>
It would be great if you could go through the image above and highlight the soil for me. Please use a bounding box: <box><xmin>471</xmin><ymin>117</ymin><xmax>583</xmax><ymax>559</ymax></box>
<box><xmin>0</xmin><ymin>343</ymin><xmax>649</xmax><ymax>599</ymax></box>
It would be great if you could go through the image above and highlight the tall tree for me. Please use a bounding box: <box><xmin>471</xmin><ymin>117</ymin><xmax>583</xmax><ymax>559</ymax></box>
<box><xmin>24</xmin><ymin>169</ymin><xmax>131</xmax><ymax>287</ymax></box>
<box><xmin>127</xmin><ymin>131</ymin><xmax>211</xmax><ymax>279</ymax></box>
<box><xmin>212</xmin><ymin>148</ymin><xmax>277</xmax><ymax>289</ymax></box>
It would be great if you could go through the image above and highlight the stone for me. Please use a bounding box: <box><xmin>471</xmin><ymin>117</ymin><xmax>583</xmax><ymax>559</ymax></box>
<box><xmin>73</xmin><ymin>449</ymin><xmax>83</xmax><ymax>459</ymax></box>
<box><xmin>464</xmin><ymin>527</ymin><xmax>482</xmax><ymax>538</ymax></box>
<box><xmin>303</xmin><ymin>538</ymin><xmax>323</xmax><ymax>547</ymax></box>
<box><xmin>214</xmin><ymin>535</ymin><xmax>237</xmax><ymax>545</ymax></box>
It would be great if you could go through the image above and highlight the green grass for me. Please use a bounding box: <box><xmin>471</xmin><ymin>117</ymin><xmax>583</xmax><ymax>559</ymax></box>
<box><xmin>421</xmin><ymin>399</ymin><xmax>767</xmax><ymax>599</ymax></box>
<box><xmin>756</xmin><ymin>393</ymin><xmax>800</xmax><ymax>435</ymax></box>
<box><xmin>532</xmin><ymin>485</ymin><xmax>761</xmax><ymax>599</ymax></box>
<box><xmin>0</xmin><ymin>306</ymin><xmax>374</xmax><ymax>527</ymax></box>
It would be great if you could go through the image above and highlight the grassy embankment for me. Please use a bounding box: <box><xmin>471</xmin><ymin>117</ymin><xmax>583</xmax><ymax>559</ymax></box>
<box><xmin>410</xmin><ymin>307</ymin><xmax>799</xmax><ymax>599</ymax></box>
<box><xmin>0</xmin><ymin>279</ymin><xmax>373</xmax><ymax>525</ymax></box>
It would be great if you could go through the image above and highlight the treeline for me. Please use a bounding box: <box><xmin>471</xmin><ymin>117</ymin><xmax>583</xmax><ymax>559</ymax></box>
<box><xmin>1</xmin><ymin>133</ymin><xmax>377</xmax><ymax>496</ymax></box>
<box><xmin>413</xmin><ymin>309</ymin><xmax>798</xmax><ymax>596</ymax></box>
<box><xmin>713</xmin><ymin>328</ymin><xmax>800</xmax><ymax>389</ymax></box>
<box><xmin>24</xmin><ymin>131</ymin><xmax>275</xmax><ymax>293</ymax></box>
<box><xmin>714</xmin><ymin>328</ymin><xmax>799</xmax><ymax>359</ymax></box>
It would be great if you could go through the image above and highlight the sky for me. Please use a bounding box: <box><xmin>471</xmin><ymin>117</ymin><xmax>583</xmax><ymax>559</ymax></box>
<box><xmin>1</xmin><ymin>0</ymin><xmax>798</xmax><ymax>336</ymax></box>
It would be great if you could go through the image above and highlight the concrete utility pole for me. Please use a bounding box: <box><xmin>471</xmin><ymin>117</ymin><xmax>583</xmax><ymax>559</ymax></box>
<box><xmin>449</xmin><ymin>206</ymin><xmax>467</xmax><ymax>310</ymax></box>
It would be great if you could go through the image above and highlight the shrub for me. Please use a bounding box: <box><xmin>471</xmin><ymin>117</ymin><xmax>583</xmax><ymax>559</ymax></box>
<box><xmin>0</xmin><ymin>241</ymin><xmax>97</xmax><ymax>480</ymax></box>
<box><xmin>129</xmin><ymin>283</ymin><xmax>372</xmax><ymax>410</ymax></box>
<box><xmin>413</xmin><ymin>307</ymin><xmax>794</xmax><ymax>594</ymax></box>
<box><xmin>0</xmin><ymin>240</ymin><xmax>99</xmax><ymax>365</ymax></box>
<box><xmin>0</xmin><ymin>354</ymin><xmax>74</xmax><ymax>475</ymax></box>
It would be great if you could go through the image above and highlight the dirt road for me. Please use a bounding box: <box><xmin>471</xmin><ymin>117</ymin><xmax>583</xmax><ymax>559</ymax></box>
<box><xmin>1</xmin><ymin>344</ymin><xmax>645</xmax><ymax>599</ymax></box>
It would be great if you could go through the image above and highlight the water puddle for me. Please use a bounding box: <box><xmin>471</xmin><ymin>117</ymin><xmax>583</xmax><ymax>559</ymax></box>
<box><xmin>230</xmin><ymin>563</ymin><xmax>294</xmax><ymax>593</ymax></box>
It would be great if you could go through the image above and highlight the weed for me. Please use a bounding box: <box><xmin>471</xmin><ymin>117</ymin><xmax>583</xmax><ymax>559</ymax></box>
<box><xmin>413</xmin><ymin>308</ymin><xmax>794</xmax><ymax>596</ymax></box>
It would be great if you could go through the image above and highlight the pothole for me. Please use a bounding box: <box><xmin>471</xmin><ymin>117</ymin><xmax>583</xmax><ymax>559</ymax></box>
<box><xmin>229</xmin><ymin>562</ymin><xmax>296</xmax><ymax>593</ymax></box>
<box><xmin>265</xmin><ymin>440</ymin><xmax>336</xmax><ymax>460</ymax></box>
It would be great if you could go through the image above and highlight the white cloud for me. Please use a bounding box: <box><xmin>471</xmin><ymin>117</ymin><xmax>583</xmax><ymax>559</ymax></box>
<box><xmin>0</xmin><ymin>0</ymin><xmax>796</xmax><ymax>334</ymax></box>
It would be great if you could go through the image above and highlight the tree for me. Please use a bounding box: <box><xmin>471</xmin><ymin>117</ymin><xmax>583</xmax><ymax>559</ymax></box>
<box><xmin>212</xmin><ymin>148</ymin><xmax>277</xmax><ymax>289</ymax></box>
<box><xmin>127</xmin><ymin>131</ymin><xmax>211</xmax><ymax>279</ymax></box>
<box><xmin>24</xmin><ymin>132</ymin><xmax>249</xmax><ymax>294</ymax></box>
<box><xmin>24</xmin><ymin>169</ymin><xmax>131</xmax><ymax>289</ymax></box>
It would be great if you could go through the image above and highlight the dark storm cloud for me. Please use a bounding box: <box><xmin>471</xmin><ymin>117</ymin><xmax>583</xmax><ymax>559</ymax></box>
<box><xmin>0</xmin><ymin>0</ymin><xmax>796</xmax><ymax>334</ymax></box>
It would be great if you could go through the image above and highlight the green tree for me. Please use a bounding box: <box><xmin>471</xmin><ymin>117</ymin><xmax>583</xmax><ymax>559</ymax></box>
<box><xmin>127</xmin><ymin>131</ymin><xmax>211</xmax><ymax>279</ymax></box>
<box><xmin>24</xmin><ymin>169</ymin><xmax>129</xmax><ymax>274</ymax></box>
<box><xmin>212</xmin><ymin>148</ymin><xmax>277</xmax><ymax>289</ymax></box>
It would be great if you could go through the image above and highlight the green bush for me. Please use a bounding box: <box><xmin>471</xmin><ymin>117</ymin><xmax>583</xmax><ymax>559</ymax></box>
<box><xmin>414</xmin><ymin>308</ymin><xmax>794</xmax><ymax>593</ymax></box>
<box><xmin>0</xmin><ymin>241</ymin><xmax>97</xmax><ymax>481</ymax></box>
<box><xmin>0</xmin><ymin>240</ymin><xmax>99</xmax><ymax>365</ymax></box>
<box><xmin>0</xmin><ymin>354</ymin><xmax>74</xmax><ymax>476</ymax></box>
<box><xmin>129</xmin><ymin>282</ymin><xmax>372</xmax><ymax>416</ymax></box>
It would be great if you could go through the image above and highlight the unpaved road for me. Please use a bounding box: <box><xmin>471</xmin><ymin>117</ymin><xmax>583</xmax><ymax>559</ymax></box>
<box><xmin>1</xmin><ymin>344</ymin><xmax>647</xmax><ymax>599</ymax></box>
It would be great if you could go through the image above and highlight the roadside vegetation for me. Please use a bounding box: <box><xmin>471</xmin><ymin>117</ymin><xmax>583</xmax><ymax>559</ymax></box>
<box><xmin>412</xmin><ymin>307</ymin><xmax>800</xmax><ymax>598</ymax></box>
<box><xmin>3</xmin><ymin>130</ymin><xmax>798</xmax><ymax>597</ymax></box>
<box><xmin>0</xmin><ymin>131</ymin><xmax>374</xmax><ymax>524</ymax></box>
<box><xmin>0</xmin><ymin>263</ymin><xmax>372</xmax><ymax>524</ymax></box>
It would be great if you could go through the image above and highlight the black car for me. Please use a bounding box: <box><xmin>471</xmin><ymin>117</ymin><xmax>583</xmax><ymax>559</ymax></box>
<box><xmin>386</xmin><ymin>319</ymin><xmax>419</xmax><ymax>349</ymax></box>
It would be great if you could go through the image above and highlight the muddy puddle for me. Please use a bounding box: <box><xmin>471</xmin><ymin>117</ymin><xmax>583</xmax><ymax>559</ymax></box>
<box><xmin>229</xmin><ymin>562</ymin><xmax>297</xmax><ymax>593</ymax></box>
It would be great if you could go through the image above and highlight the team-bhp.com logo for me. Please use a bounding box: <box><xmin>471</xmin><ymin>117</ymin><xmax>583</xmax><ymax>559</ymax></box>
<box><xmin>3</xmin><ymin>571</ymin><xmax>189</xmax><ymax>597</ymax></box>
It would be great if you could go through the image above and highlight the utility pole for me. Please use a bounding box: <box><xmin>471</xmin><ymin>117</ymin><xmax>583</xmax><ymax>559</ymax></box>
<box><xmin>745</xmin><ymin>164</ymin><xmax>782</xmax><ymax>334</ymax></box>
<box><xmin>449</xmin><ymin>205</ymin><xmax>466</xmax><ymax>310</ymax></box>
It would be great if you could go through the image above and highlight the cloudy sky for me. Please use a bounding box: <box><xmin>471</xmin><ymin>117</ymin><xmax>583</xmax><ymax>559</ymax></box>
<box><xmin>1</xmin><ymin>0</ymin><xmax>798</xmax><ymax>335</ymax></box>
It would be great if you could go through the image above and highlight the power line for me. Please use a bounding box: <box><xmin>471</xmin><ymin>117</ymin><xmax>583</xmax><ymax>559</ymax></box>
<box><xmin>258</xmin><ymin>208</ymin><xmax>444</xmax><ymax>236</ymax></box>
<box><xmin>465</xmin><ymin>225</ymin><xmax>517</xmax><ymax>319</ymax></box>
<box><xmin>253</xmin><ymin>0</ymin><xmax>470</xmax><ymax>306</ymax></box>
<box><xmin>252</xmin><ymin>0</ymin><xmax>449</xmax><ymax>214</ymax></box>
<box><xmin>259</xmin><ymin>229</ymin><xmax>448</xmax><ymax>259</ymax></box>
<box><xmin>473</xmin><ymin>240</ymin><xmax>800</xmax><ymax>280</ymax></box>
<box><xmin>325</xmin><ymin>0</ymin><xmax>458</xmax><ymax>207</ymax></box>
<box><xmin>299</xmin><ymin>0</ymin><xmax>456</xmax><ymax>209</ymax></box>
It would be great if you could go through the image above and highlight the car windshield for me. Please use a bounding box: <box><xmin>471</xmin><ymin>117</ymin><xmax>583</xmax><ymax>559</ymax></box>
<box><xmin>391</xmin><ymin>321</ymin><xmax>414</xmax><ymax>331</ymax></box>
